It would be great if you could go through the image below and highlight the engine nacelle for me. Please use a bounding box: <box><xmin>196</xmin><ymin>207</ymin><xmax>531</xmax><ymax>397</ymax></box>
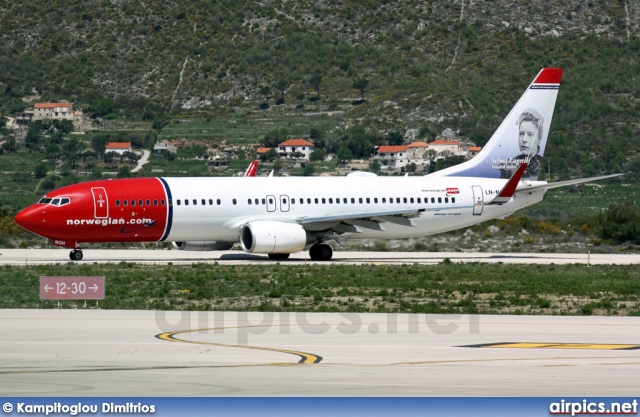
<box><xmin>240</xmin><ymin>221</ymin><xmax>308</xmax><ymax>254</ymax></box>
<box><xmin>172</xmin><ymin>241</ymin><xmax>234</xmax><ymax>251</ymax></box>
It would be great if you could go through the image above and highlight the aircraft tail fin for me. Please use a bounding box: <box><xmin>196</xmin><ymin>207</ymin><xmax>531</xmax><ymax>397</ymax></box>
<box><xmin>430</xmin><ymin>68</ymin><xmax>563</xmax><ymax>181</ymax></box>
<box><xmin>244</xmin><ymin>160</ymin><xmax>259</xmax><ymax>177</ymax></box>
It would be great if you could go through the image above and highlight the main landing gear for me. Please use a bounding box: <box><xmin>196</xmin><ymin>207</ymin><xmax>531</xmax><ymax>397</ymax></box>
<box><xmin>309</xmin><ymin>243</ymin><xmax>332</xmax><ymax>261</ymax></box>
<box><xmin>69</xmin><ymin>249</ymin><xmax>83</xmax><ymax>261</ymax></box>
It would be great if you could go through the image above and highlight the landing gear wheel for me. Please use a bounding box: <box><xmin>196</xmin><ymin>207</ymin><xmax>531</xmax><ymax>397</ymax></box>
<box><xmin>309</xmin><ymin>244</ymin><xmax>332</xmax><ymax>261</ymax></box>
<box><xmin>268</xmin><ymin>253</ymin><xmax>290</xmax><ymax>260</ymax></box>
<box><xmin>69</xmin><ymin>249</ymin><xmax>83</xmax><ymax>261</ymax></box>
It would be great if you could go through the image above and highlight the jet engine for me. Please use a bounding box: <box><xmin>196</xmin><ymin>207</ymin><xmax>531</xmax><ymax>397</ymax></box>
<box><xmin>172</xmin><ymin>241</ymin><xmax>234</xmax><ymax>251</ymax></box>
<box><xmin>240</xmin><ymin>221</ymin><xmax>308</xmax><ymax>254</ymax></box>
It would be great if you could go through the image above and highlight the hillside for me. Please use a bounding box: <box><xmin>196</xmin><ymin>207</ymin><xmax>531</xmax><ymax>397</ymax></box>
<box><xmin>0</xmin><ymin>0</ymin><xmax>639</xmax><ymax>178</ymax></box>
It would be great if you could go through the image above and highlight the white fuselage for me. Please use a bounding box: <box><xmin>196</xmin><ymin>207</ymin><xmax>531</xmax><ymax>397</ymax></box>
<box><xmin>162</xmin><ymin>175</ymin><xmax>547</xmax><ymax>243</ymax></box>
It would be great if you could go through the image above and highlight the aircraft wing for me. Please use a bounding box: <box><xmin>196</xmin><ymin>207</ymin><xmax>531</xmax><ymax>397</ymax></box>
<box><xmin>515</xmin><ymin>173</ymin><xmax>623</xmax><ymax>193</ymax></box>
<box><xmin>296</xmin><ymin>205</ymin><xmax>472</xmax><ymax>233</ymax></box>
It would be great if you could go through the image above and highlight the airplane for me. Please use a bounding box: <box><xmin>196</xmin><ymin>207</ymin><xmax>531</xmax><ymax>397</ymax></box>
<box><xmin>14</xmin><ymin>68</ymin><xmax>620</xmax><ymax>261</ymax></box>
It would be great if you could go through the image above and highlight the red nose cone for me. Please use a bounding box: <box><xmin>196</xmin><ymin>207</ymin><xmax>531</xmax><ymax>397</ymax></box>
<box><xmin>14</xmin><ymin>205</ymin><xmax>45</xmax><ymax>236</ymax></box>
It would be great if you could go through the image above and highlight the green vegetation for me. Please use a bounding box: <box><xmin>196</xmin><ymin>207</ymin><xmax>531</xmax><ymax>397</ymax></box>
<box><xmin>1</xmin><ymin>263</ymin><xmax>639</xmax><ymax>316</ymax></box>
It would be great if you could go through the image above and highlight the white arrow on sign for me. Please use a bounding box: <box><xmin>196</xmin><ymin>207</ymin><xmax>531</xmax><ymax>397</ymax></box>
<box><xmin>44</xmin><ymin>284</ymin><xmax>51</xmax><ymax>293</ymax></box>
<box><xmin>90</xmin><ymin>284</ymin><xmax>99</xmax><ymax>292</ymax></box>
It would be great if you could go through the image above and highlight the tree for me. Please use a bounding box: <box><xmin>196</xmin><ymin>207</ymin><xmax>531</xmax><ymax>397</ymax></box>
<box><xmin>274</xmin><ymin>79</ymin><xmax>288</xmax><ymax>104</ymax></box>
<box><xmin>117</xmin><ymin>165</ymin><xmax>131</xmax><ymax>178</ymax></box>
<box><xmin>386</xmin><ymin>131</ymin><xmax>404</xmax><ymax>146</ymax></box>
<box><xmin>369</xmin><ymin>160</ymin><xmax>381</xmax><ymax>173</ymax></box>
<box><xmin>89</xmin><ymin>98</ymin><xmax>116</xmax><ymax>118</ymax></box>
<box><xmin>353</xmin><ymin>78</ymin><xmax>369</xmax><ymax>101</ymax></box>
<box><xmin>261</xmin><ymin>127</ymin><xmax>288</xmax><ymax>148</ymax></box>
<box><xmin>55</xmin><ymin>119</ymin><xmax>74</xmax><ymax>134</ymax></box>
<box><xmin>309</xmin><ymin>74</ymin><xmax>322</xmax><ymax>99</ymax></box>
<box><xmin>259</xmin><ymin>85</ymin><xmax>271</xmax><ymax>106</ymax></box>
<box><xmin>310</xmin><ymin>148</ymin><xmax>326</xmax><ymax>162</ymax></box>
<box><xmin>2</xmin><ymin>137</ymin><xmax>17</xmax><ymax>153</ymax></box>
<box><xmin>25</xmin><ymin>122</ymin><xmax>43</xmax><ymax>149</ymax></box>
<box><xmin>34</xmin><ymin>163</ymin><xmax>48</xmax><ymax>179</ymax></box>
<box><xmin>336</xmin><ymin>146</ymin><xmax>353</xmax><ymax>164</ymax></box>
<box><xmin>302</xmin><ymin>164</ymin><xmax>315</xmax><ymax>176</ymax></box>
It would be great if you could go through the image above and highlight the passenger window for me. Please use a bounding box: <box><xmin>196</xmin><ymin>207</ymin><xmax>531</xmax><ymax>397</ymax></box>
<box><xmin>403</xmin><ymin>198</ymin><xmax>408</xmax><ymax>203</ymax></box>
<box><xmin>374</xmin><ymin>198</ymin><xmax>378</xmax><ymax>203</ymax></box>
<box><xmin>233</xmin><ymin>199</ymin><xmax>237</xmax><ymax>205</ymax></box>
<box><xmin>202</xmin><ymin>199</ymin><xmax>206</xmax><ymax>205</ymax></box>
<box><xmin>343</xmin><ymin>198</ymin><xmax>347</xmax><ymax>204</ymax></box>
<box><xmin>417</xmin><ymin>198</ymin><xmax>421</xmax><ymax>203</ymax></box>
<box><xmin>161</xmin><ymin>200</ymin><xmax>165</xmax><ymax>206</ymax></box>
<box><xmin>366</xmin><ymin>198</ymin><xmax>370</xmax><ymax>204</ymax></box>
<box><xmin>209</xmin><ymin>199</ymin><xmax>213</xmax><ymax>205</ymax></box>
<box><xmin>248</xmin><ymin>199</ymin><xmax>252</xmax><ymax>205</ymax></box>
<box><xmin>315</xmin><ymin>198</ymin><xmax>318</xmax><ymax>204</ymax></box>
<box><xmin>193</xmin><ymin>199</ymin><xmax>197</xmax><ymax>205</ymax></box>
<box><xmin>139</xmin><ymin>200</ymin><xmax>143</xmax><ymax>206</ymax></box>
<box><xmin>359</xmin><ymin>198</ymin><xmax>363</xmax><ymax>204</ymax></box>
<box><xmin>410</xmin><ymin>198</ymin><xmax>414</xmax><ymax>203</ymax></box>
<box><xmin>292</xmin><ymin>198</ymin><xmax>296</xmax><ymax>204</ymax></box>
<box><xmin>329</xmin><ymin>198</ymin><xmax>333</xmax><ymax>204</ymax></box>
<box><xmin>217</xmin><ymin>199</ymin><xmax>221</xmax><ymax>205</ymax></box>
<box><xmin>154</xmin><ymin>200</ymin><xmax>158</xmax><ymax>206</ymax></box>
<box><xmin>322</xmin><ymin>198</ymin><xmax>326</xmax><ymax>204</ymax></box>
<box><xmin>382</xmin><ymin>198</ymin><xmax>386</xmax><ymax>203</ymax></box>
<box><xmin>116</xmin><ymin>200</ymin><xmax>120</xmax><ymax>207</ymax></box>
<box><xmin>262</xmin><ymin>199</ymin><xmax>266</xmax><ymax>205</ymax></box>
<box><xmin>445</xmin><ymin>197</ymin><xmax>449</xmax><ymax>203</ymax></box>
<box><xmin>336</xmin><ymin>198</ymin><xmax>339</xmax><ymax>204</ymax></box>
<box><xmin>124</xmin><ymin>200</ymin><xmax>128</xmax><ymax>206</ymax></box>
<box><xmin>269</xmin><ymin>198</ymin><xmax>273</xmax><ymax>204</ymax></box>
<box><xmin>452</xmin><ymin>197</ymin><xmax>456</xmax><ymax>203</ymax></box>
<box><xmin>255</xmin><ymin>199</ymin><xmax>259</xmax><ymax>205</ymax></box>
<box><xmin>131</xmin><ymin>200</ymin><xmax>136</xmax><ymax>206</ymax></box>
<box><xmin>396</xmin><ymin>198</ymin><xmax>400</xmax><ymax>203</ymax></box>
<box><xmin>351</xmin><ymin>198</ymin><xmax>355</xmax><ymax>204</ymax></box>
<box><xmin>300</xmin><ymin>199</ymin><xmax>304</xmax><ymax>205</ymax></box>
<box><xmin>177</xmin><ymin>200</ymin><xmax>181</xmax><ymax>206</ymax></box>
<box><xmin>185</xmin><ymin>200</ymin><xmax>189</xmax><ymax>206</ymax></box>
<box><xmin>438</xmin><ymin>197</ymin><xmax>442</xmax><ymax>203</ymax></box>
<box><xmin>431</xmin><ymin>197</ymin><xmax>435</xmax><ymax>203</ymax></box>
<box><xmin>146</xmin><ymin>200</ymin><xmax>150</xmax><ymax>206</ymax></box>
<box><xmin>307</xmin><ymin>198</ymin><xmax>312</xmax><ymax>204</ymax></box>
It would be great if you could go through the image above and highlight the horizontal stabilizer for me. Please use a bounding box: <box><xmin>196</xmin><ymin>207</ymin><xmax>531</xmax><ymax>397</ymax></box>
<box><xmin>516</xmin><ymin>174</ymin><xmax>623</xmax><ymax>193</ymax></box>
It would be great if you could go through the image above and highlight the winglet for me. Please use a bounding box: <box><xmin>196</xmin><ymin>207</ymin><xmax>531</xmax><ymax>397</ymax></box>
<box><xmin>486</xmin><ymin>162</ymin><xmax>528</xmax><ymax>205</ymax></box>
<box><xmin>244</xmin><ymin>160</ymin><xmax>258</xmax><ymax>177</ymax></box>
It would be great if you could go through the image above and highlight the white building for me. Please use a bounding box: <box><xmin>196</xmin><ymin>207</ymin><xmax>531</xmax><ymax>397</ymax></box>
<box><xmin>427</xmin><ymin>139</ymin><xmax>460</xmax><ymax>155</ymax></box>
<box><xmin>105</xmin><ymin>142</ymin><xmax>133</xmax><ymax>155</ymax></box>
<box><xmin>33</xmin><ymin>102</ymin><xmax>74</xmax><ymax>121</ymax></box>
<box><xmin>375</xmin><ymin>145</ymin><xmax>409</xmax><ymax>169</ymax></box>
<box><xmin>277</xmin><ymin>139</ymin><xmax>315</xmax><ymax>160</ymax></box>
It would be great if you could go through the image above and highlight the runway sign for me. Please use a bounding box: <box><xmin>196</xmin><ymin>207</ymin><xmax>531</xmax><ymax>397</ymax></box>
<box><xmin>39</xmin><ymin>276</ymin><xmax>105</xmax><ymax>300</ymax></box>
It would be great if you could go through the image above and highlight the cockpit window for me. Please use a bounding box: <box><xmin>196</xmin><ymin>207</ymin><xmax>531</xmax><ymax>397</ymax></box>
<box><xmin>42</xmin><ymin>197</ymin><xmax>71</xmax><ymax>207</ymax></box>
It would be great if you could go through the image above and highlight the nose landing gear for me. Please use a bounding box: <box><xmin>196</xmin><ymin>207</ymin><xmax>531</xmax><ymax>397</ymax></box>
<box><xmin>69</xmin><ymin>249</ymin><xmax>83</xmax><ymax>261</ymax></box>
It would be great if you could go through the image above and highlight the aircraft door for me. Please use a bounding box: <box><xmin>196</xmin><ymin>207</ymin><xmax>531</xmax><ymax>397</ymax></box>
<box><xmin>91</xmin><ymin>187</ymin><xmax>109</xmax><ymax>219</ymax></box>
<box><xmin>279</xmin><ymin>195</ymin><xmax>290</xmax><ymax>212</ymax></box>
<box><xmin>472</xmin><ymin>186</ymin><xmax>483</xmax><ymax>215</ymax></box>
<box><xmin>266</xmin><ymin>195</ymin><xmax>276</xmax><ymax>212</ymax></box>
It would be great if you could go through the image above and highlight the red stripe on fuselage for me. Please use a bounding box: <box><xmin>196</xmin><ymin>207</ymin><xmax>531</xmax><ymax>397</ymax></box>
<box><xmin>17</xmin><ymin>178</ymin><xmax>169</xmax><ymax>244</ymax></box>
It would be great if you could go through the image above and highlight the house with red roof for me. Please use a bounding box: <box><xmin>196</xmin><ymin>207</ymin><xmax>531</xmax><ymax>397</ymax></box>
<box><xmin>105</xmin><ymin>142</ymin><xmax>133</xmax><ymax>155</ymax></box>
<box><xmin>34</xmin><ymin>102</ymin><xmax>74</xmax><ymax>121</ymax></box>
<box><xmin>375</xmin><ymin>145</ymin><xmax>409</xmax><ymax>169</ymax></box>
<box><xmin>277</xmin><ymin>139</ymin><xmax>315</xmax><ymax>160</ymax></box>
<box><xmin>427</xmin><ymin>139</ymin><xmax>460</xmax><ymax>155</ymax></box>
